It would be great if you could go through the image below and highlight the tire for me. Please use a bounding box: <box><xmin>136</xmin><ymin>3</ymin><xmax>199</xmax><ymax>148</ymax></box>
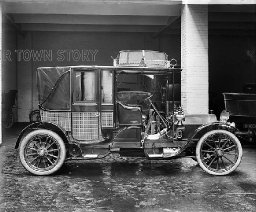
<box><xmin>196</xmin><ymin>130</ymin><xmax>242</xmax><ymax>176</ymax></box>
<box><xmin>19</xmin><ymin>129</ymin><xmax>66</xmax><ymax>176</ymax></box>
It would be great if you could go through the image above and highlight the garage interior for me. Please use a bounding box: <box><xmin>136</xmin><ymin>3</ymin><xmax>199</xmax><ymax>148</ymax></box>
<box><xmin>1</xmin><ymin>1</ymin><xmax>256</xmax><ymax>126</ymax></box>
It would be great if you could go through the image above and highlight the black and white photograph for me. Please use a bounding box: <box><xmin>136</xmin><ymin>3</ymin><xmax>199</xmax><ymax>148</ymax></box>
<box><xmin>0</xmin><ymin>0</ymin><xmax>256</xmax><ymax>211</ymax></box>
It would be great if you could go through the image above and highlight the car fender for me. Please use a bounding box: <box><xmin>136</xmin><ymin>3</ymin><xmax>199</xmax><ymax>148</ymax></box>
<box><xmin>15</xmin><ymin>122</ymin><xmax>68</xmax><ymax>149</ymax></box>
<box><xmin>187</xmin><ymin>122</ymin><xmax>238</xmax><ymax>147</ymax></box>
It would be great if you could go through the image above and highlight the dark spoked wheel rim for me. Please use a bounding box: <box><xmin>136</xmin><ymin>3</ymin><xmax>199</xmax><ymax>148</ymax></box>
<box><xmin>199</xmin><ymin>131</ymin><xmax>241</xmax><ymax>174</ymax></box>
<box><xmin>24</xmin><ymin>134</ymin><xmax>61</xmax><ymax>172</ymax></box>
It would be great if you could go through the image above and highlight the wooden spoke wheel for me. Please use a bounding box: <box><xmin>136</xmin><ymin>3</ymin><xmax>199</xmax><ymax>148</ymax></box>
<box><xmin>19</xmin><ymin>129</ymin><xmax>66</xmax><ymax>176</ymax></box>
<box><xmin>196</xmin><ymin>130</ymin><xmax>242</xmax><ymax>176</ymax></box>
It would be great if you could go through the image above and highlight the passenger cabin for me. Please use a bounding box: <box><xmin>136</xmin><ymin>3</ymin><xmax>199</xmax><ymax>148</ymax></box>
<box><xmin>38</xmin><ymin>50</ymin><xmax>181</xmax><ymax>142</ymax></box>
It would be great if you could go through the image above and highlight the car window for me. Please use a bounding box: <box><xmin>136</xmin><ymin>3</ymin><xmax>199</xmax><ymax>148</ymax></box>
<box><xmin>101</xmin><ymin>70</ymin><xmax>113</xmax><ymax>104</ymax></box>
<box><xmin>74</xmin><ymin>71</ymin><xmax>96</xmax><ymax>102</ymax></box>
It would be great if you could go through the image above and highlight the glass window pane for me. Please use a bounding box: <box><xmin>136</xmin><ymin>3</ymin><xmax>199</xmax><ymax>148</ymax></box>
<box><xmin>74</xmin><ymin>71</ymin><xmax>96</xmax><ymax>102</ymax></box>
<box><xmin>101</xmin><ymin>70</ymin><xmax>113</xmax><ymax>103</ymax></box>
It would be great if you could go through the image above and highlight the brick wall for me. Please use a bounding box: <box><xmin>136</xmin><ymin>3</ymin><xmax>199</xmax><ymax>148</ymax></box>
<box><xmin>181</xmin><ymin>4</ymin><xmax>209</xmax><ymax>114</ymax></box>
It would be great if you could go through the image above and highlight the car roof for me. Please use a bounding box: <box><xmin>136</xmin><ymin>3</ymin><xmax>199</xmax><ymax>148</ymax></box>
<box><xmin>37</xmin><ymin>65</ymin><xmax>181</xmax><ymax>74</ymax></box>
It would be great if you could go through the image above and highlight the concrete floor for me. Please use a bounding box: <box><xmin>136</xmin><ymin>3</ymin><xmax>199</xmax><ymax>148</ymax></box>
<box><xmin>1</xmin><ymin>125</ymin><xmax>256</xmax><ymax>212</ymax></box>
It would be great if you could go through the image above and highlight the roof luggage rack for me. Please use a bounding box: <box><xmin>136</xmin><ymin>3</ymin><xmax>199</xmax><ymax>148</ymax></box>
<box><xmin>113</xmin><ymin>50</ymin><xmax>176</xmax><ymax>68</ymax></box>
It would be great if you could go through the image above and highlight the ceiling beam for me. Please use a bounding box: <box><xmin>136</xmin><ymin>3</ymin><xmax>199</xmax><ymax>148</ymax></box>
<box><xmin>209</xmin><ymin>4</ymin><xmax>256</xmax><ymax>13</ymax></box>
<box><xmin>11</xmin><ymin>14</ymin><xmax>171</xmax><ymax>25</ymax></box>
<box><xmin>209</xmin><ymin>12</ymin><xmax>256</xmax><ymax>22</ymax></box>
<box><xmin>185</xmin><ymin>0</ymin><xmax>256</xmax><ymax>4</ymax></box>
<box><xmin>20</xmin><ymin>23</ymin><xmax>165</xmax><ymax>32</ymax></box>
<box><xmin>209</xmin><ymin>22</ymin><xmax>256</xmax><ymax>29</ymax></box>
<box><xmin>3</xmin><ymin>2</ymin><xmax>181</xmax><ymax>16</ymax></box>
<box><xmin>153</xmin><ymin>16</ymin><xmax>180</xmax><ymax>38</ymax></box>
<box><xmin>1</xmin><ymin>0</ymin><xmax>182</xmax><ymax>5</ymax></box>
<box><xmin>3</xmin><ymin>14</ymin><xmax>25</xmax><ymax>36</ymax></box>
<box><xmin>209</xmin><ymin>29</ymin><xmax>256</xmax><ymax>36</ymax></box>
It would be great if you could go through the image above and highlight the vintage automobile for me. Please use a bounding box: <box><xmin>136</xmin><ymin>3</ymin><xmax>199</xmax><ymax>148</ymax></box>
<box><xmin>223</xmin><ymin>92</ymin><xmax>256</xmax><ymax>142</ymax></box>
<box><xmin>15</xmin><ymin>50</ymin><xmax>242</xmax><ymax>176</ymax></box>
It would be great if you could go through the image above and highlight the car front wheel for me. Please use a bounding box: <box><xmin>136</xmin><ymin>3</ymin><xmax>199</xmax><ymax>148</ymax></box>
<box><xmin>19</xmin><ymin>129</ymin><xmax>66</xmax><ymax>176</ymax></box>
<box><xmin>196</xmin><ymin>129</ymin><xmax>242</xmax><ymax>176</ymax></box>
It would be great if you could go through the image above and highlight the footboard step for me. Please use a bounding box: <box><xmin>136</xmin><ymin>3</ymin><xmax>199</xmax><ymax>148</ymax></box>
<box><xmin>147</xmin><ymin>153</ymin><xmax>163</xmax><ymax>158</ymax></box>
<box><xmin>82</xmin><ymin>154</ymin><xmax>98</xmax><ymax>159</ymax></box>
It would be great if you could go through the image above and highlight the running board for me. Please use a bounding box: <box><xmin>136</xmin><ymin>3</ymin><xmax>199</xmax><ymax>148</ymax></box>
<box><xmin>82</xmin><ymin>154</ymin><xmax>98</xmax><ymax>159</ymax></box>
<box><xmin>147</xmin><ymin>153</ymin><xmax>177</xmax><ymax>159</ymax></box>
<box><xmin>147</xmin><ymin>153</ymin><xmax>163</xmax><ymax>158</ymax></box>
<box><xmin>147</xmin><ymin>148</ymin><xmax>180</xmax><ymax>159</ymax></box>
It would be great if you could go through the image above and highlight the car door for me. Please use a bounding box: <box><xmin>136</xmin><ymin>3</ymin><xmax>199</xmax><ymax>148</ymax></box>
<box><xmin>100</xmin><ymin>69</ymin><xmax>115</xmax><ymax>129</ymax></box>
<box><xmin>71</xmin><ymin>69</ymin><xmax>101</xmax><ymax>141</ymax></box>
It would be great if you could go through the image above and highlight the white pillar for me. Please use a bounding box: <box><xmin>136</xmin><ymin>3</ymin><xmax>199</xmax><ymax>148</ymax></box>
<box><xmin>181</xmin><ymin>4</ymin><xmax>209</xmax><ymax>114</ymax></box>
<box><xmin>0</xmin><ymin>4</ymin><xmax>2</xmax><ymax>145</ymax></box>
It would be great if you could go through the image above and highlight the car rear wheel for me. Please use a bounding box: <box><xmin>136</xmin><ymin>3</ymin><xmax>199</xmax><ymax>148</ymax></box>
<box><xmin>19</xmin><ymin>129</ymin><xmax>66</xmax><ymax>176</ymax></box>
<box><xmin>196</xmin><ymin>129</ymin><xmax>242</xmax><ymax>176</ymax></box>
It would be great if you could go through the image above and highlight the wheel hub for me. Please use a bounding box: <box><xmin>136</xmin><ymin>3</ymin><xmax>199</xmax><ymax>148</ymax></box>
<box><xmin>38</xmin><ymin>147</ymin><xmax>48</xmax><ymax>156</ymax></box>
<box><xmin>215</xmin><ymin>148</ymin><xmax>223</xmax><ymax>157</ymax></box>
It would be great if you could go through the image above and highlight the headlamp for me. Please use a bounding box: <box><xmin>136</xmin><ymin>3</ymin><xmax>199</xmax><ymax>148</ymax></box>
<box><xmin>142</xmin><ymin>114</ymin><xmax>147</xmax><ymax>123</ymax></box>
<box><xmin>220</xmin><ymin>110</ymin><xmax>230</xmax><ymax>123</ymax></box>
<box><xmin>174</xmin><ymin>106</ymin><xmax>185</xmax><ymax>126</ymax></box>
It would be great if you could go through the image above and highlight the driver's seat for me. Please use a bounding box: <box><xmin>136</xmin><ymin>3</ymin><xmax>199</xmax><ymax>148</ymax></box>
<box><xmin>117</xmin><ymin>101</ymin><xmax>142</xmax><ymax>126</ymax></box>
